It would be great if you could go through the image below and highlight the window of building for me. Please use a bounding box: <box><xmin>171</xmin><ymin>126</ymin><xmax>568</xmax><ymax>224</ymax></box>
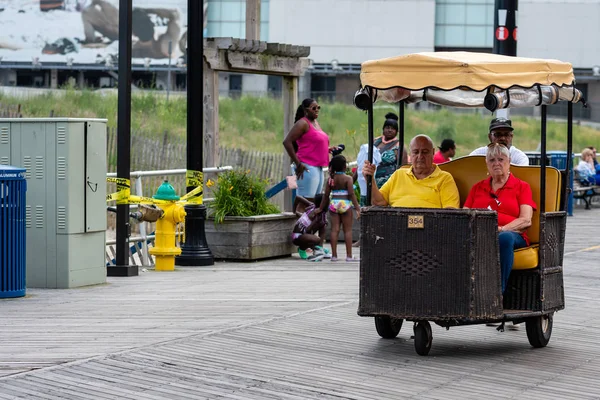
<box><xmin>311</xmin><ymin>76</ymin><xmax>336</xmax><ymax>103</ymax></box>
<box><xmin>206</xmin><ymin>0</ymin><xmax>270</xmax><ymax>41</ymax></box>
<box><xmin>435</xmin><ymin>0</ymin><xmax>493</xmax><ymax>51</ymax></box>
<box><xmin>267</xmin><ymin>75</ymin><xmax>282</xmax><ymax>98</ymax></box>
<box><xmin>229</xmin><ymin>74</ymin><xmax>243</xmax><ymax>98</ymax></box>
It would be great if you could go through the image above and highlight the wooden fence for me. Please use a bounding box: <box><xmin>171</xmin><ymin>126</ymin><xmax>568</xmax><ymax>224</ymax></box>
<box><xmin>0</xmin><ymin>103</ymin><xmax>22</xmax><ymax>118</ymax></box>
<box><xmin>106</xmin><ymin>128</ymin><xmax>286</xmax><ymax>198</ymax></box>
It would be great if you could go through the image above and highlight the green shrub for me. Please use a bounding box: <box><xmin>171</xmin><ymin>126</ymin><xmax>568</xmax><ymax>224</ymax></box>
<box><xmin>208</xmin><ymin>169</ymin><xmax>280</xmax><ymax>224</ymax></box>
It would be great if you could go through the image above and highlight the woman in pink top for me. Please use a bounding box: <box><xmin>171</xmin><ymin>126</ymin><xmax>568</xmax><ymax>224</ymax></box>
<box><xmin>283</xmin><ymin>98</ymin><xmax>337</xmax><ymax>203</ymax></box>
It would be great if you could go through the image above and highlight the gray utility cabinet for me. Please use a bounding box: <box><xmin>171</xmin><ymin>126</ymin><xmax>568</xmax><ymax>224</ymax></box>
<box><xmin>0</xmin><ymin>118</ymin><xmax>107</xmax><ymax>288</ymax></box>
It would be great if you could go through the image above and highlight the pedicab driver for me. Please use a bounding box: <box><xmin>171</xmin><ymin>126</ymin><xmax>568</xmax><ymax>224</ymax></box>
<box><xmin>362</xmin><ymin>135</ymin><xmax>460</xmax><ymax>208</ymax></box>
<box><xmin>470</xmin><ymin>118</ymin><xmax>529</xmax><ymax>166</ymax></box>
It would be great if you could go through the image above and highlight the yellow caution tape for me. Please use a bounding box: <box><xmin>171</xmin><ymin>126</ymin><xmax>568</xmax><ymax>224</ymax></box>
<box><xmin>180</xmin><ymin>183</ymin><xmax>203</xmax><ymax>204</ymax></box>
<box><xmin>106</xmin><ymin>177</ymin><xmax>130</xmax><ymax>205</ymax></box>
<box><xmin>128</xmin><ymin>195</ymin><xmax>169</xmax><ymax>205</ymax></box>
<box><xmin>185</xmin><ymin>170</ymin><xmax>204</xmax><ymax>204</ymax></box>
<box><xmin>106</xmin><ymin>175</ymin><xmax>204</xmax><ymax>206</ymax></box>
<box><xmin>186</xmin><ymin>170</ymin><xmax>203</xmax><ymax>188</ymax></box>
<box><xmin>106</xmin><ymin>177</ymin><xmax>130</xmax><ymax>186</ymax></box>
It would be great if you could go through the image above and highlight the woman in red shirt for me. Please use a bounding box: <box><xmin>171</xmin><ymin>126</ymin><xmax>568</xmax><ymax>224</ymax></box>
<box><xmin>463</xmin><ymin>143</ymin><xmax>536</xmax><ymax>293</ymax></box>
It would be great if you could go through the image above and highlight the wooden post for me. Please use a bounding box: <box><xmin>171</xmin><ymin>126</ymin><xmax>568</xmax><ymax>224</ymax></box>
<box><xmin>245</xmin><ymin>0</ymin><xmax>261</xmax><ymax>40</ymax></box>
<box><xmin>282</xmin><ymin>76</ymin><xmax>298</xmax><ymax>212</ymax></box>
<box><xmin>203</xmin><ymin>60</ymin><xmax>219</xmax><ymax>168</ymax></box>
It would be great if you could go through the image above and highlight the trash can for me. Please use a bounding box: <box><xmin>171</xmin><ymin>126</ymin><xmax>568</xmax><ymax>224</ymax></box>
<box><xmin>0</xmin><ymin>166</ymin><xmax>27</xmax><ymax>298</ymax></box>
<box><xmin>547</xmin><ymin>151</ymin><xmax>570</xmax><ymax>170</ymax></box>
<box><xmin>546</xmin><ymin>151</ymin><xmax>575</xmax><ymax>216</ymax></box>
<box><xmin>525</xmin><ymin>152</ymin><xmax>550</xmax><ymax>166</ymax></box>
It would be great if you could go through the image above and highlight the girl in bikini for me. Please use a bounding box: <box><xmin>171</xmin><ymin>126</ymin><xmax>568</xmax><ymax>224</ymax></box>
<box><xmin>318</xmin><ymin>155</ymin><xmax>361</xmax><ymax>262</ymax></box>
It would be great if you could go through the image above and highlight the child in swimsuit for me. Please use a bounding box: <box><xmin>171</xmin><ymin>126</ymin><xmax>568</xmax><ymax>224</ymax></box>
<box><xmin>291</xmin><ymin>195</ymin><xmax>329</xmax><ymax>261</ymax></box>
<box><xmin>317</xmin><ymin>155</ymin><xmax>361</xmax><ymax>262</ymax></box>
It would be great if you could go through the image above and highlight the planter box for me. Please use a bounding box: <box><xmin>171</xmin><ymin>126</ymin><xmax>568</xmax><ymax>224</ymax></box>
<box><xmin>206</xmin><ymin>213</ymin><xmax>297</xmax><ymax>260</ymax></box>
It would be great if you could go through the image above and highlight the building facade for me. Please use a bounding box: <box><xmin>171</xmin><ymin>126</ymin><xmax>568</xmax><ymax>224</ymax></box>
<box><xmin>0</xmin><ymin>0</ymin><xmax>599</xmax><ymax>119</ymax></box>
<box><xmin>214</xmin><ymin>0</ymin><xmax>600</xmax><ymax>120</ymax></box>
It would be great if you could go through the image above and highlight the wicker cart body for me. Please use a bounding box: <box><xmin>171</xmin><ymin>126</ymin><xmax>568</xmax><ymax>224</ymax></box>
<box><xmin>358</xmin><ymin>207</ymin><xmax>566</xmax><ymax>324</ymax></box>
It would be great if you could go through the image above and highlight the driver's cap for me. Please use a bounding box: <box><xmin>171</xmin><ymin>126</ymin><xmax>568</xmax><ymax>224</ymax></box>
<box><xmin>489</xmin><ymin>117</ymin><xmax>514</xmax><ymax>132</ymax></box>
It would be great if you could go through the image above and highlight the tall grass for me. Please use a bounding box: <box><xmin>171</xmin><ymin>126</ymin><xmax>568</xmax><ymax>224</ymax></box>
<box><xmin>1</xmin><ymin>90</ymin><xmax>598</xmax><ymax>159</ymax></box>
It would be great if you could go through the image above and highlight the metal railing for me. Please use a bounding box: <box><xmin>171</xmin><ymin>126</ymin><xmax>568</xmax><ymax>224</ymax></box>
<box><xmin>106</xmin><ymin>162</ymin><xmax>359</xmax><ymax>266</ymax></box>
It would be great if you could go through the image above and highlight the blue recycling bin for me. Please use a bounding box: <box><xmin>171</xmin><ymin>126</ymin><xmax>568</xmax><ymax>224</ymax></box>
<box><xmin>546</xmin><ymin>151</ymin><xmax>575</xmax><ymax>216</ymax></box>
<box><xmin>525</xmin><ymin>152</ymin><xmax>550</xmax><ymax>166</ymax></box>
<box><xmin>547</xmin><ymin>151</ymin><xmax>570</xmax><ymax>170</ymax></box>
<box><xmin>0</xmin><ymin>166</ymin><xmax>27</xmax><ymax>298</ymax></box>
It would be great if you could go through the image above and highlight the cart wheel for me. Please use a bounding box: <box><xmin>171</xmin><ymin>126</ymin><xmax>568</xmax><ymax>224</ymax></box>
<box><xmin>525</xmin><ymin>313</ymin><xmax>553</xmax><ymax>348</ymax></box>
<box><xmin>413</xmin><ymin>321</ymin><xmax>433</xmax><ymax>356</ymax></box>
<box><xmin>374</xmin><ymin>316</ymin><xmax>403</xmax><ymax>339</ymax></box>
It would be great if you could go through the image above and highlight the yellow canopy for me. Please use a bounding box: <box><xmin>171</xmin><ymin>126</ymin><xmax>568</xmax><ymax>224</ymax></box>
<box><xmin>360</xmin><ymin>52</ymin><xmax>575</xmax><ymax>91</ymax></box>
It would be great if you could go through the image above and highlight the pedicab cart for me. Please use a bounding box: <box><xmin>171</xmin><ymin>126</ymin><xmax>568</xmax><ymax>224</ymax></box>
<box><xmin>354</xmin><ymin>52</ymin><xmax>586</xmax><ymax>355</ymax></box>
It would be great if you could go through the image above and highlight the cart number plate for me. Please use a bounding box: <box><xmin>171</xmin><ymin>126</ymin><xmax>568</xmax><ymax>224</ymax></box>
<box><xmin>408</xmin><ymin>215</ymin><xmax>424</xmax><ymax>229</ymax></box>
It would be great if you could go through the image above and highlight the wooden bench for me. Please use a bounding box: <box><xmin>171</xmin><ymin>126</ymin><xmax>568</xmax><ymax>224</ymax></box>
<box><xmin>572</xmin><ymin>170</ymin><xmax>600</xmax><ymax>210</ymax></box>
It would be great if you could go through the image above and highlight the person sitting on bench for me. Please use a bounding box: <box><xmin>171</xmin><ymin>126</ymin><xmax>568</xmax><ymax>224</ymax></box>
<box><xmin>576</xmin><ymin>148</ymin><xmax>597</xmax><ymax>186</ymax></box>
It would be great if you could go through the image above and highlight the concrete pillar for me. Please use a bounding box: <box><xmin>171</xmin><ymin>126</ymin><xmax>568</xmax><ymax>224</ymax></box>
<box><xmin>299</xmin><ymin>74</ymin><xmax>312</xmax><ymax>100</ymax></box>
<box><xmin>77</xmin><ymin>71</ymin><xmax>84</xmax><ymax>88</ymax></box>
<box><xmin>50</xmin><ymin>69</ymin><xmax>58</xmax><ymax>88</ymax></box>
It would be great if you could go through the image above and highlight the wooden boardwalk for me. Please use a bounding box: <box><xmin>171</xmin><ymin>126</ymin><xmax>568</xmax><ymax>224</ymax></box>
<box><xmin>1</xmin><ymin>207</ymin><xmax>600</xmax><ymax>399</ymax></box>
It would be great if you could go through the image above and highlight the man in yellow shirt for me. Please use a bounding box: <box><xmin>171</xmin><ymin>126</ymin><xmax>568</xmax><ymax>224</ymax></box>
<box><xmin>363</xmin><ymin>135</ymin><xmax>460</xmax><ymax>208</ymax></box>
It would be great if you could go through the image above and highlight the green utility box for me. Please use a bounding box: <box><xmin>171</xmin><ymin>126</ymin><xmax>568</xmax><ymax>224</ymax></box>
<box><xmin>0</xmin><ymin>118</ymin><xmax>107</xmax><ymax>288</ymax></box>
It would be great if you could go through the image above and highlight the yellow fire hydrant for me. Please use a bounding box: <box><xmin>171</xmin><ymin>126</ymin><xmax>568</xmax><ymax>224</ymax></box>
<box><xmin>149</xmin><ymin>181</ymin><xmax>186</xmax><ymax>271</ymax></box>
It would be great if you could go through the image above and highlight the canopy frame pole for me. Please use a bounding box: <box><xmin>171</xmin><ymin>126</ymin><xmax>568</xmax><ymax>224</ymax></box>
<box><xmin>397</xmin><ymin>101</ymin><xmax>405</xmax><ymax>168</ymax></box>
<box><xmin>566</xmin><ymin>101</ymin><xmax>573</xmax><ymax>214</ymax></box>
<box><xmin>540</xmin><ymin>104</ymin><xmax>547</xmax><ymax>214</ymax></box>
<box><xmin>366</xmin><ymin>99</ymin><xmax>374</xmax><ymax>206</ymax></box>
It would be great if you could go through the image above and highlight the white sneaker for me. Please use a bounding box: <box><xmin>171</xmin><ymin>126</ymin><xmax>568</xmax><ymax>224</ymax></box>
<box><xmin>315</xmin><ymin>246</ymin><xmax>331</xmax><ymax>259</ymax></box>
<box><xmin>307</xmin><ymin>249</ymin><xmax>325</xmax><ymax>262</ymax></box>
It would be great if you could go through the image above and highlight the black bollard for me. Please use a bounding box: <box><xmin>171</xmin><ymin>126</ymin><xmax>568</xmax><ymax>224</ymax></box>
<box><xmin>175</xmin><ymin>204</ymin><xmax>213</xmax><ymax>266</ymax></box>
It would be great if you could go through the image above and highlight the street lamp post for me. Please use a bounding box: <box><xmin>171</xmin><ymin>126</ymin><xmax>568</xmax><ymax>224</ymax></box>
<box><xmin>110</xmin><ymin>0</ymin><xmax>138</xmax><ymax>276</ymax></box>
<box><xmin>493</xmin><ymin>0</ymin><xmax>518</xmax><ymax>57</ymax></box>
<box><xmin>175</xmin><ymin>0</ymin><xmax>214</xmax><ymax>266</ymax></box>
<box><xmin>493</xmin><ymin>0</ymin><xmax>518</xmax><ymax>119</ymax></box>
